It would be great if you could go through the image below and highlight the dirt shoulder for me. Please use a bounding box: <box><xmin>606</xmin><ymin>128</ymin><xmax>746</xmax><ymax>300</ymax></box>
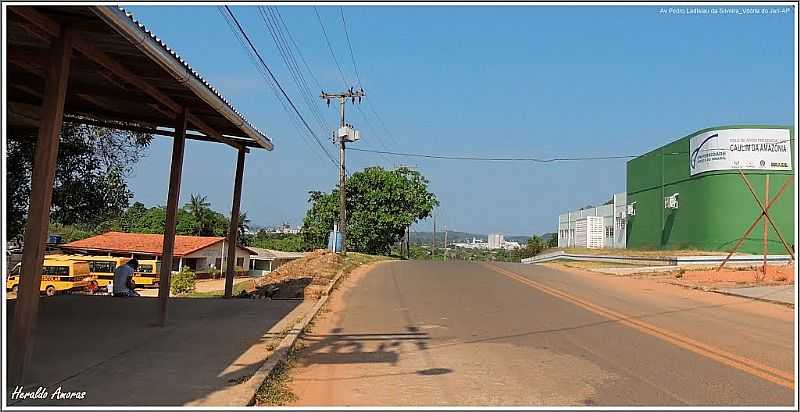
<box><xmin>544</xmin><ymin>261</ymin><xmax>795</xmax><ymax>291</ymax></box>
<box><xmin>255</xmin><ymin>258</ymin><xmax>388</xmax><ymax>406</ymax></box>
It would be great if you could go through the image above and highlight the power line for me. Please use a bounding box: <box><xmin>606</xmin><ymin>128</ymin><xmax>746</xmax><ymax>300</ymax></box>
<box><xmin>218</xmin><ymin>7</ymin><xmax>323</xmax><ymax>162</ymax></box>
<box><xmin>221</xmin><ymin>6</ymin><xmax>337</xmax><ymax>166</ymax></box>
<box><xmin>336</xmin><ymin>7</ymin><xmax>398</xmax><ymax>149</ymax></box>
<box><xmin>348</xmin><ymin>147</ymin><xmax>638</xmax><ymax>162</ymax></box>
<box><xmin>258</xmin><ymin>6</ymin><xmax>328</xmax><ymax>132</ymax></box>
<box><xmin>314</xmin><ymin>6</ymin><xmax>350</xmax><ymax>87</ymax></box>
<box><xmin>273</xmin><ymin>8</ymin><xmax>325</xmax><ymax>94</ymax></box>
<box><xmin>339</xmin><ymin>6</ymin><xmax>362</xmax><ymax>87</ymax></box>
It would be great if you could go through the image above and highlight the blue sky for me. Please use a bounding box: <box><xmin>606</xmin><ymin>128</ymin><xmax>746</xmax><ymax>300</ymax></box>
<box><xmin>124</xmin><ymin>5</ymin><xmax>796</xmax><ymax>236</ymax></box>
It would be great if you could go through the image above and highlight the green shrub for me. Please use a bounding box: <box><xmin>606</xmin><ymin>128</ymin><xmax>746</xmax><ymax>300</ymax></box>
<box><xmin>171</xmin><ymin>266</ymin><xmax>196</xmax><ymax>295</ymax></box>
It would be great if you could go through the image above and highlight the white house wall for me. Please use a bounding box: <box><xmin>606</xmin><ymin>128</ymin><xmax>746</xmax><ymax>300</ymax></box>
<box><xmin>184</xmin><ymin>242</ymin><xmax>252</xmax><ymax>271</ymax></box>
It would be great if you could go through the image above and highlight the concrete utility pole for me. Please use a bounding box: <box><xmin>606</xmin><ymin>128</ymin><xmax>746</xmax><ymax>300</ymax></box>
<box><xmin>407</xmin><ymin>226</ymin><xmax>411</xmax><ymax>259</ymax></box>
<box><xmin>431</xmin><ymin>212</ymin><xmax>436</xmax><ymax>259</ymax></box>
<box><xmin>321</xmin><ymin>87</ymin><xmax>365</xmax><ymax>256</ymax></box>
<box><xmin>443</xmin><ymin>226</ymin><xmax>448</xmax><ymax>261</ymax></box>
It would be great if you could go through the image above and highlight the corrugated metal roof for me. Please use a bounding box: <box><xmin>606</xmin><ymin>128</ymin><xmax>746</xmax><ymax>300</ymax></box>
<box><xmin>248</xmin><ymin>247</ymin><xmax>307</xmax><ymax>260</ymax></box>
<box><xmin>116</xmin><ymin>6</ymin><xmax>270</xmax><ymax>146</ymax></box>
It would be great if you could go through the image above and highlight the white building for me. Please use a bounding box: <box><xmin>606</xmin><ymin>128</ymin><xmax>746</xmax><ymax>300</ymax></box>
<box><xmin>455</xmin><ymin>235</ymin><xmax>521</xmax><ymax>251</ymax></box>
<box><xmin>453</xmin><ymin>238</ymin><xmax>489</xmax><ymax>249</ymax></box>
<box><xmin>557</xmin><ymin>192</ymin><xmax>627</xmax><ymax>249</ymax></box>
<box><xmin>487</xmin><ymin>233</ymin><xmax>504</xmax><ymax>249</ymax></box>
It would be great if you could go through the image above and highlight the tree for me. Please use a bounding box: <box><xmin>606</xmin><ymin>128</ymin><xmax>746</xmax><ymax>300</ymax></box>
<box><xmin>6</xmin><ymin>123</ymin><xmax>152</xmax><ymax>241</ymax></box>
<box><xmin>237</xmin><ymin>211</ymin><xmax>251</xmax><ymax>242</ymax></box>
<box><xmin>251</xmin><ymin>231</ymin><xmax>304</xmax><ymax>252</ymax></box>
<box><xmin>302</xmin><ymin>166</ymin><xmax>439</xmax><ymax>254</ymax></box>
<box><xmin>546</xmin><ymin>233</ymin><xmax>558</xmax><ymax>248</ymax></box>
<box><xmin>186</xmin><ymin>194</ymin><xmax>211</xmax><ymax>235</ymax></box>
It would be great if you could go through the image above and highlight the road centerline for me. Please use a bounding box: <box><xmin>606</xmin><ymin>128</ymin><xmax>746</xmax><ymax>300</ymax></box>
<box><xmin>483</xmin><ymin>263</ymin><xmax>795</xmax><ymax>390</ymax></box>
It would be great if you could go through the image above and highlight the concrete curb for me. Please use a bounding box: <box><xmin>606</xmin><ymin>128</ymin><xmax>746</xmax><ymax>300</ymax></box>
<box><xmin>663</xmin><ymin>281</ymin><xmax>795</xmax><ymax>308</ymax></box>
<box><xmin>237</xmin><ymin>262</ymin><xmax>363</xmax><ymax>406</ymax></box>
<box><xmin>708</xmin><ymin>289</ymin><xmax>795</xmax><ymax>308</ymax></box>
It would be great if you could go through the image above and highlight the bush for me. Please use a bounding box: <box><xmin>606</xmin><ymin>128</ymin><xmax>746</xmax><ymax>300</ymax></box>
<box><xmin>171</xmin><ymin>266</ymin><xmax>196</xmax><ymax>295</ymax></box>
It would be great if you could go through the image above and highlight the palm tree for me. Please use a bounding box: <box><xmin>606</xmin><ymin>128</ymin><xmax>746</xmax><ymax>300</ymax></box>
<box><xmin>187</xmin><ymin>194</ymin><xmax>211</xmax><ymax>235</ymax></box>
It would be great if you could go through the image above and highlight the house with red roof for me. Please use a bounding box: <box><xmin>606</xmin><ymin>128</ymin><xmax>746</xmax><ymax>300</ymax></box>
<box><xmin>61</xmin><ymin>232</ymin><xmax>256</xmax><ymax>274</ymax></box>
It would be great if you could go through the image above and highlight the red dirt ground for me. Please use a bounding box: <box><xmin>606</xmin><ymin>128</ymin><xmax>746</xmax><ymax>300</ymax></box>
<box><xmin>678</xmin><ymin>264</ymin><xmax>795</xmax><ymax>286</ymax></box>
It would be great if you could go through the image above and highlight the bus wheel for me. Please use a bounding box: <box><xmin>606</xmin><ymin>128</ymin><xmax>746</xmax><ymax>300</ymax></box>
<box><xmin>45</xmin><ymin>286</ymin><xmax>56</xmax><ymax>297</ymax></box>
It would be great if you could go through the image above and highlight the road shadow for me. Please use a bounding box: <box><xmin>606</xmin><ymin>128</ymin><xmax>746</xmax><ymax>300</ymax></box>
<box><xmin>295</xmin><ymin>326</ymin><xmax>432</xmax><ymax>368</ymax></box>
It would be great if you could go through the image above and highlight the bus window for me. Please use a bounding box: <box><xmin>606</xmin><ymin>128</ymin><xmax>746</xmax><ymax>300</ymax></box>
<box><xmin>89</xmin><ymin>261</ymin><xmax>117</xmax><ymax>273</ymax></box>
<box><xmin>43</xmin><ymin>266</ymin><xmax>70</xmax><ymax>277</ymax></box>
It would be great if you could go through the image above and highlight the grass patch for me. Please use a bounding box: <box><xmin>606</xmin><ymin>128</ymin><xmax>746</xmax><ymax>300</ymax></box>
<box><xmin>255</xmin><ymin>359</ymin><xmax>298</xmax><ymax>406</ymax></box>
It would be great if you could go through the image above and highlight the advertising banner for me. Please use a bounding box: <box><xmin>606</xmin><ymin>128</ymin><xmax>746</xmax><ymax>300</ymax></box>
<box><xmin>689</xmin><ymin>128</ymin><xmax>792</xmax><ymax>175</ymax></box>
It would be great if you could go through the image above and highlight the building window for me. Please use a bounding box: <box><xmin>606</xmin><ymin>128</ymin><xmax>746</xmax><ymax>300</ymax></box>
<box><xmin>236</xmin><ymin>257</ymin><xmax>245</xmax><ymax>267</ymax></box>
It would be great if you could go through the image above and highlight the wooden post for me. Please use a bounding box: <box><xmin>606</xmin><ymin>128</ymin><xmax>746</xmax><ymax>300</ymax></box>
<box><xmin>9</xmin><ymin>29</ymin><xmax>74</xmax><ymax>386</ymax></box>
<box><xmin>762</xmin><ymin>175</ymin><xmax>769</xmax><ymax>280</ymax></box>
<box><xmin>737</xmin><ymin>170</ymin><xmax>795</xmax><ymax>259</ymax></box>
<box><xmin>717</xmin><ymin>175</ymin><xmax>793</xmax><ymax>271</ymax></box>
<box><xmin>224</xmin><ymin>148</ymin><xmax>246</xmax><ymax>298</ymax></box>
<box><xmin>156</xmin><ymin>109</ymin><xmax>188</xmax><ymax>326</ymax></box>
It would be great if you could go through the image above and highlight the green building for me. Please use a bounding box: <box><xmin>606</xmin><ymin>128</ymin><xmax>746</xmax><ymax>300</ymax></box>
<box><xmin>626</xmin><ymin>125</ymin><xmax>795</xmax><ymax>254</ymax></box>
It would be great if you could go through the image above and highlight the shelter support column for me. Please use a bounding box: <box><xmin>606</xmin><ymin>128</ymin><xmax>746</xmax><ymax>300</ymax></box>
<box><xmin>9</xmin><ymin>29</ymin><xmax>74</xmax><ymax>386</ymax></box>
<box><xmin>224</xmin><ymin>148</ymin><xmax>247</xmax><ymax>298</ymax></box>
<box><xmin>156</xmin><ymin>109</ymin><xmax>188</xmax><ymax>326</ymax></box>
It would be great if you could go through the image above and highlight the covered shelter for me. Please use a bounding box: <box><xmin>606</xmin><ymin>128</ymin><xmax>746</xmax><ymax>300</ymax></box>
<box><xmin>6</xmin><ymin>5</ymin><xmax>274</xmax><ymax>385</ymax></box>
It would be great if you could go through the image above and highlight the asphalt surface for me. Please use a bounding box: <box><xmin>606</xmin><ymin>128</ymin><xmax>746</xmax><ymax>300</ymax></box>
<box><xmin>289</xmin><ymin>261</ymin><xmax>795</xmax><ymax>406</ymax></box>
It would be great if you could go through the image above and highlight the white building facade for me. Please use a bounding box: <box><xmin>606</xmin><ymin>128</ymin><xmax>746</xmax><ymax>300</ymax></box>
<box><xmin>557</xmin><ymin>192</ymin><xmax>627</xmax><ymax>249</ymax></box>
<box><xmin>487</xmin><ymin>233</ymin><xmax>504</xmax><ymax>249</ymax></box>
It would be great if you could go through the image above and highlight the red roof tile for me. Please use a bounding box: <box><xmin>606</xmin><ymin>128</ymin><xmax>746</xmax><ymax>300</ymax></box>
<box><xmin>62</xmin><ymin>232</ymin><xmax>251</xmax><ymax>256</ymax></box>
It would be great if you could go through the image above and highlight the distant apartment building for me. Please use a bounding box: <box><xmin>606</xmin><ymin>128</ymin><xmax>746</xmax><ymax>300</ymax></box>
<box><xmin>487</xmin><ymin>233</ymin><xmax>504</xmax><ymax>249</ymax></box>
<box><xmin>557</xmin><ymin>192</ymin><xmax>627</xmax><ymax>249</ymax></box>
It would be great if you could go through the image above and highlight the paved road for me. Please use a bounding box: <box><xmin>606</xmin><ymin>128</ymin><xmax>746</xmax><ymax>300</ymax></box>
<box><xmin>289</xmin><ymin>261</ymin><xmax>795</xmax><ymax>406</ymax></box>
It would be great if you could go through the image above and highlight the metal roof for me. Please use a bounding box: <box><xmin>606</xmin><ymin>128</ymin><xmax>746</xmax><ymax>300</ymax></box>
<box><xmin>248</xmin><ymin>247</ymin><xmax>307</xmax><ymax>260</ymax></box>
<box><xmin>6</xmin><ymin>5</ymin><xmax>273</xmax><ymax>150</ymax></box>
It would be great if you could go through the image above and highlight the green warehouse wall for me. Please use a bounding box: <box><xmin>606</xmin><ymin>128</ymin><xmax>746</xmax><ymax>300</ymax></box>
<box><xmin>626</xmin><ymin>125</ymin><xmax>795</xmax><ymax>254</ymax></box>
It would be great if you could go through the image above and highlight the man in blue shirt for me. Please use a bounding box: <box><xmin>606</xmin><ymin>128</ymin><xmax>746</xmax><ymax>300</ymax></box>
<box><xmin>112</xmin><ymin>259</ymin><xmax>140</xmax><ymax>297</ymax></box>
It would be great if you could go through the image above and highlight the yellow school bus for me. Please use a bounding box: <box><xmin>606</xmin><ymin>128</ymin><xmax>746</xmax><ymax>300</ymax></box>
<box><xmin>75</xmin><ymin>256</ymin><xmax>160</xmax><ymax>290</ymax></box>
<box><xmin>6</xmin><ymin>259</ymin><xmax>93</xmax><ymax>296</ymax></box>
<box><xmin>132</xmin><ymin>259</ymin><xmax>160</xmax><ymax>288</ymax></box>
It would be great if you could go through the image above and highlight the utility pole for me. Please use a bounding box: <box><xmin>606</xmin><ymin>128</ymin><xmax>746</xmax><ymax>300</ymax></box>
<box><xmin>321</xmin><ymin>87</ymin><xmax>365</xmax><ymax>256</ymax></box>
<box><xmin>431</xmin><ymin>212</ymin><xmax>436</xmax><ymax>259</ymax></box>
<box><xmin>443</xmin><ymin>226</ymin><xmax>448</xmax><ymax>261</ymax></box>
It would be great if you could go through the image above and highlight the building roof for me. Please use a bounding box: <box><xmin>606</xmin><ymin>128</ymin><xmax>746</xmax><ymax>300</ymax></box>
<box><xmin>248</xmin><ymin>247</ymin><xmax>306</xmax><ymax>260</ymax></box>
<box><xmin>7</xmin><ymin>5</ymin><xmax>273</xmax><ymax>150</ymax></box>
<box><xmin>62</xmin><ymin>232</ymin><xmax>255</xmax><ymax>257</ymax></box>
